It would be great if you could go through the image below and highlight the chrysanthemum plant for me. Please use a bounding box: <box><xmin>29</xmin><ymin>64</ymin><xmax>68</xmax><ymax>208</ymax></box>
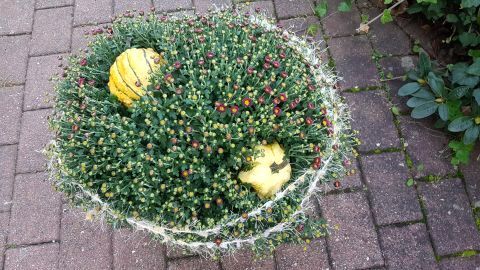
<box><xmin>47</xmin><ymin>7</ymin><xmax>354</xmax><ymax>257</ymax></box>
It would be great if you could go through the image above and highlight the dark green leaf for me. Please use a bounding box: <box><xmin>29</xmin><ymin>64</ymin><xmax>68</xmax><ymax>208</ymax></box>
<box><xmin>418</xmin><ymin>51</ymin><xmax>431</xmax><ymax>77</ymax></box>
<box><xmin>434</xmin><ymin>119</ymin><xmax>447</xmax><ymax>128</ymax></box>
<box><xmin>449</xmin><ymin>140</ymin><xmax>474</xmax><ymax>166</ymax></box>
<box><xmin>448</xmin><ymin>116</ymin><xmax>474</xmax><ymax>132</ymax></box>
<box><xmin>461</xmin><ymin>0</ymin><xmax>480</xmax><ymax>8</ymax></box>
<box><xmin>464</xmin><ymin>126</ymin><xmax>480</xmax><ymax>144</ymax></box>
<box><xmin>314</xmin><ymin>1</ymin><xmax>328</xmax><ymax>18</ymax></box>
<box><xmin>412</xmin><ymin>88</ymin><xmax>435</xmax><ymax>99</ymax></box>
<box><xmin>438</xmin><ymin>103</ymin><xmax>449</xmax><ymax>121</ymax></box>
<box><xmin>448</xmin><ymin>86</ymin><xmax>470</xmax><ymax>100</ymax></box>
<box><xmin>337</xmin><ymin>0</ymin><xmax>352</xmax><ymax>12</ymax></box>
<box><xmin>458</xmin><ymin>32</ymin><xmax>480</xmax><ymax>47</ymax></box>
<box><xmin>427</xmin><ymin>71</ymin><xmax>445</xmax><ymax>96</ymax></box>
<box><xmin>398</xmin><ymin>82</ymin><xmax>421</xmax><ymax>96</ymax></box>
<box><xmin>447</xmin><ymin>100</ymin><xmax>463</xmax><ymax>120</ymax></box>
<box><xmin>446</xmin><ymin>14</ymin><xmax>459</xmax><ymax>23</ymax></box>
<box><xmin>452</xmin><ymin>63</ymin><xmax>480</xmax><ymax>87</ymax></box>
<box><xmin>406</xmin><ymin>97</ymin><xmax>431</xmax><ymax>108</ymax></box>
<box><xmin>468</xmin><ymin>49</ymin><xmax>480</xmax><ymax>58</ymax></box>
<box><xmin>407</xmin><ymin>70</ymin><xmax>420</xmax><ymax>81</ymax></box>
<box><xmin>411</xmin><ymin>101</ymin><xmax>439</xmax><ymax>119</ymax></box>
<box><xmin>473</xmin><ymin>89</ymin><xmax>480</xmax><ymax>105</ymax></box>
<box><xmin>467</xmin><ymin>59</ymin><xmax>480</xmax><ymax>76</ymax></box>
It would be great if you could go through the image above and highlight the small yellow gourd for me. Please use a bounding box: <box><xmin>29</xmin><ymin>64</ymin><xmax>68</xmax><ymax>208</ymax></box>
<box><xmin>108</xmin><ymin>48</ymin><xmax>166</xmax><ymax>107</ymax></box>
<box><xmin>239</xmin><ymin>142</ymin><xmax>291</xmax><ymax>199</ymax></box>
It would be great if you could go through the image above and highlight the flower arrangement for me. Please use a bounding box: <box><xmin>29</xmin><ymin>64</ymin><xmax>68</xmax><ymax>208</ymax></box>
<box><xmin>47</xmin><ymin>8</ymin><xmax>354</xmax><ymax>256</ymax></box>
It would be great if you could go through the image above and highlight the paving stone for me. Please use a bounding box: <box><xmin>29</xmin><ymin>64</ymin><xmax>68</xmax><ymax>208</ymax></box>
<box><xmin>379</xmin><ymin>223</ymin><xmax>437</xmax><ymax>269</ymax></box>
<box><xmin>113</xmin><ymin>228</ymin><xmax>166</xmax><ymax>269</ymax></box>
<box><xmin>153</xmin><ymin>0</ymin><xmax>192</xmax><ymax>12</ymax></box>
<box><xmin>74</xmin><ymin>0</ymin><xmax>113</xmax><ymax>26</ymax></box>
<box><xmin>275</xmin><ymin>0</ymin><xmax>314</xmax><ymax>19</ymax></box>
<box><xmin>8</xmin><ymin>172</ymin><xmax>61</xmax><ymax>245</ymax></box>
<box><xmin>30</xmin><ymin>7</ymin><xmax>73</xmax><ymax>56</ymax></box>
<box><xmin>399</xmin><ymin>116</ymin><xmax>454</xmax><ymax>178</ymax></box>
<box><xmin>344</xmin><ymin>90</ymin><xmax>400</xmax><ymax>152</ymax></box>
<box><xmin>167</xmin><ymin>256</ymin><xmax>220</xmax><ymax>270</ymax></box>
<box><xmin>460</xmin><ymin>144</ymin><xmax>480</xmax><ymax>207</ymax></box>
<box><xmin>25</xmin><ymin>54</ymin><xmax>65</xmax><ymax>111</ymax></box>
<box><xmin>439</xmin><ymin>255</ymin><xmax>480</xmax><ymax>270</ymax></box>
<box><xmin>321</xmin><ymin>158</ymin><xmax>362</xmax><ymax>192</ymax></box>
<box><xmin>0</xmin><ymin>35</ymin><xmax>30</xmax><ymax>85</ymax></box>
<box><xmin>365</xmin><ymin>7</ymin><xmax>411</xmax><ymax>56</ymax></box>
<box><xmin>168</xmin><ymin>9</ymin><xmax>196</xmax><ymax>18</ymax></box>
<box><xmin>114</xmin><ymin>0</ymin><xmax>153</xmax><ymax>14</ymax></box>
<box><xmin>0</xmin><ymin>0</ymin><xmax>34</xmax><ymax>35</ymax></box>
<box><xmin>221</xmin><ymin>249</ymin><xmax>275</xmax><ymax>270</ymax></box>
<box><xmin>275</xmin><ymin>238</ymin><xmax>330</xmax><ymax>270</ymax></box>
<box><xmin>396</xmin><ymin>15</ymin><xmax>434</xmax><ymax>56</ymax></box>
<box><xmin>194</xmin><ymin>0</ymin><xmax>232</xmax><ymax>14</ymax></box>
<box><xmin>328</xmin><ymin>35</ymin><xmax>380</xmax><ymax>90</ymax></box>
<box><xmin>0</xmin><ymin>86</ymin><xmax>23</xmax><ymax>145</ymax></box>
<box><xmin>418</xmin><ymin>179</ymin><xmax>480</xmax><ymax>256</ymax></box>
<box><xmin>0</xmin><ymin>212</ymin><xmax>9</xmax><ymax>268</ymax></box>
<box><xmin>320</xmin><ymin>192</ymin><xmax>384</xmax><ymax>269</ymax></box>
<box><xmin>71</xmin><ymin>24</ymin><xmax>110</xmax><ymax>52</ymax></box>
<box><xmin>59</xmin><ymin>207</ymin><xmax>113</xmax><ymax>269</ymax></box>
<box><xmin>361</xmin><ymin>152</ymin><xmax>422</xmax><ymax>225</ymax></box>
<box><xmin>238</xmin><ymin>1</ymin><xmax>275</xmax><ymax>18</ymax></box>
<box><xmin>0</xmin><ymin>146</ymin><xmax>16</xmax><ymax>213</ymax></box>
<box><xmin>379</xmin><ymin>56</ymin><xmax>417</xmax><ymax>113</ymax></box>
<box><xmin>36</xmin><ymin>0</ymin><xmax>73</xmax><ymax>9</ymax></box>
<box><xmin>4</xmin><ymin>243</ymin><xmax>59</xmax><ymax>270</ymax></box>
<box><xmin>16</xmin><ymin>109</ymin><xmax>53</xmax><ymax>173</ymax></box>
<box><xmin>323</xmin><ymin>0</ymin><xmax>361</xmax><ymax>37</ymax></box>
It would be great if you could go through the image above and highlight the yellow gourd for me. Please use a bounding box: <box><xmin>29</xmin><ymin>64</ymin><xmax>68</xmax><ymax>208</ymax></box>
<box><xmin>239</xmin><ymin>142</ymin><xmax>291</xmax><ymax>199</ymax></box>
<box><xmin>108</xmin><ymin>48</ymin><xmax>166</xmax><ymax>107</ymax></box>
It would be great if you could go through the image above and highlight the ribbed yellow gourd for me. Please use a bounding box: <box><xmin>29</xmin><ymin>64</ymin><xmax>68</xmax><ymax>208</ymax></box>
<box><xmin>108</xmin><ymin>48</ymin><xmax>165</xmax><ymax>107</ymax></box>
<box><xmin>239</xmin><ymin>142</ymin><xmax>292</xmax><ymax>199</ymax></box>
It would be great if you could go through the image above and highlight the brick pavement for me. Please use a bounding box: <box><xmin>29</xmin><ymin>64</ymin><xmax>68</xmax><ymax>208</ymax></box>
<box><xmin>0</xmin><ymin>0</ymin><xmax>479</xmax><ymax>269</ymax></box>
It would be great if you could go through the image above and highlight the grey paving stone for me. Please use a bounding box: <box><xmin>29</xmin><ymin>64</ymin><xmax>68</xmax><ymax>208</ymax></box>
<box><xmin>59</xmin><ymin>207</ymin><xmax>113</xmax><ymax>269</ymax></box>
<box><xmin>36</xmin><ymin>0</ymin><xmax>73</xmax><ymax>9</ymax></box>
<box><xmin>167</xmin><ymin>256</ymin><xmax>220</xmax><ymax>270</ymax></box>
<box><xmin>0</xmin><ymin>86</ymin><xmax>23</xmax><ymax>145</ymax></box>
<box><xmin>221</xmin><ymin>249</ymin><xmax>275</xmax><ymax>270</ymax></box>
<box><xmin>460</xmin><ymin>144</ymin><xmax>480</xmax><ymax>207</ymax></box>
<box><xmin>399</xmin><ymin>116</ymin><xmax>454</xmax><ymax>178</ymax></box>
<box><xmin>30</xmin><ymin>7</ymin><xmax>73</xmax><ymax>56</ymax></box>
<box><xmin>194</xmin><ymin>0</ymin><xmax>232</xmax><ymax>14</ymax></box>
<box><xmin>0</xmin><ymin>35</ymin><xmax>30</xmax><ymax>85</ymax></box>
<box><xmin>8</xmin><ymin>172</ymin><xmax>61</xmax><ymax>245</ymax></box>
<box><xmin>16</xmin><ymin>109</ymin><xmax>53</xmax><ymax>173</ymax></box>
<box><xmin>74</xmin><ymin>0</ymin><xmax>113</xmax><ymax>26</ymax></box>
<box><xmin>365</xmin><ymin>8</ymin><xmax>411</xmax><ymax>56</ymax></box>
<box><xmin>418</xmin><ymin>179</ymin><xmax>480</xmax><ymax>256</ymax></box>
<box><xmin>321</xmin><ymin>158</ymin><xmax>362</xmax><ymax>192</ymax></box>
<box><xmin>71</xmin><ymin>24</ymin><xmax>110</xmax><ymax>52</ymax></box>
<box><xmin>113</xmin><ymin>228</ymin><xmax>166</xmax><ymax>270</ymax></box>
<box><xmin>361</xmin><ymin>152</ymin><xmax>422</xmax><ymax>225</ymax></box>
<box><xmin>379</xmin><ymin>223</ymin><xmax>438</xmax><ymax>270</ymax></box>
<box><xmin>4</xmin><ymin>243</ymin><xmax>59</xmax><ymax>270</ymax></box>
<box><xmin>275</xmin><ymin>0</ymin><xmax>314</xmax><ymax>19</ymax></box>
<box><xmin>323</xmin><ymin>0</ymin><xmax>361</xmax><ymax>37</ymax></box>
<box><xmin>439</xmin><ymin>255</ymin><xmax>480</xmax><ymax>270</ymax></box>
<box><xmin>344</xmin><ymin>90</ymin><xmax>400</xmax><ymax>152</ymax></box>
<box><xmin>275</xmin><ymin>238</ymin><xmax>330</xmax><ymax>270</ymax></box>
<box><xmin>0</xmin><ymin>146</ymin><xmax>17</xmax><ymax>213</ymax></box>
<box><xmin>25</xmin><ymin>54</ymin><xmax>65</xmax><ymax>111</ymax></box>
<box><xmin>153</xmin><ymin>0</ymin><xmax>192</xmax><ymax>12</ymax></box>
<box><xmin>114</xmin><ymin>0</ymin><xmax>153</xmax><ymax>14</ymax></box>
<box><xmin>238</xmin><ymin>1</ymin><xmax>275</xmax><ymax>18</ymax></box>
<box><xmin>379</xmin><ymin>56</ymin><xmax>417</xmax><ymax>113</ymax></box>
<box><xmin>0</xmin><ymin>212</ymin><xmax>9</xmax><ymax>268</ymax></box>
<box><xmin>396</xmin><ymin>16</ymin><xmax>434</xmax><ymax>56</ymax></box>
<box><xmin>320</xmin><ymin>192</ymin><xmax>384</xmax><ymax>269</ymax></box>
<box><xmin>0</xmin><ymin>0</ymin><xmax>34</xmax><ymax>35</ymax></box>
<box><xmin>328</xmin><ymin>35</ymin><xmax>380</xmax><ymax>90</ymax></box>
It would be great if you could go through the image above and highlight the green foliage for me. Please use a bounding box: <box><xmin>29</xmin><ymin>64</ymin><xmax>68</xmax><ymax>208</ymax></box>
<box><xmin>399</xmin><ymin>51</ymin><xmax>480</xmax><ymax>164</ymax></box>
<box><xmin>314</xmin><ymin>1</ymin><xmax>328</xmax><ymax>18</ymax></box>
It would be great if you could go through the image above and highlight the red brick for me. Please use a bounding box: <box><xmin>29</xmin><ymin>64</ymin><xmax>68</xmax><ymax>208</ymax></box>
<box><xmin>275</xmin><ymin>238</ymin><xmax>330</xmax><ymax>270</ymax></box>
<box><xmin>439</xmin><ymin>255</ymin><xmax>480</xmax><ymax>270</ymax></box>
<box><xmin>0</xmin><ymin>86</ymin><xmax>23</xmax><ymax>145</ymax></box>
<box><xmin>0</xmin><ymin>212</ymin><xmax>9</xmax><ymax>268</ymax></box>
<box><xmin>275</xmin><ymin>0</ymin><xmax>314</xmax><ymax>19</ymax></box>
<box><xmin>25</xmin><ymin>54</ymin><xmax>66</xmax><ymax>111</ymax></box>
<box><xmin>221</xmin><ymin>249</ymin><xmax>274</xmax><ymax>270</ymax></box>
<box><xmin>4</xmin><ymin>243</ymin><xmax>59</xmax><ymax>270</ymax></box>
<box><xmin>0</xmin><ymin>35</ymin><xmax>30</xmax><ymax>85</ymax></box>
<box><xmin>194</xmin><ymin>0</ymin><xmax>232</xmax><ymax>15</ymax></box>
<box><xmin>322</xmin><ymin>158</ymin><xmax>362</xmax><ymax>192</ymax></box>
<box><xmin>167</xmin><ymin>256</ymin><xmax>220</xmax><ymax>270</ymax></box>
<box><xmin>30</xmin><ymin>7</ymin><xmax>73</xmax><ymax>56</ymax></box>
<box><xmin>71</xmin><ymin>24</ymin><xmax>110</xmax><ymax>52</ymax></box>
<box><xmin>238</xmin><ymin>1</ymin><xmax>275</xmax><ymax>18</ymax></box>
<box><xmin>8</xmin><ymin>172</ymin><xmax>61</xmax><ymax>245</ymax></box>
<box><xmin>59</xmin><ymin>207</ymin><xmax>113</xmax><ymax>269</ymax></box>
<box><xmin>460</xmin><ymin>144</ymin><xmax>480</xmax><ymax>206</ymax></box>
<box><xmin>74</xmin><ymin>0</ymin><xmax>113</xmax><ymax>26</ymax></box>
<box><xmin>153</xmin><ymin>0</ymin><xmax>192</xmax><ymax>12</ymax></box>
<box><xmin>36</xmin><ymin>0</ymin><xmax>73</xmax><ymax>9</ymax></box>
<box><xmin>114</xmin><ymin>0</ymin><xmax>153</xmax><ymax>14</ymax></box>
<box><xmin>323</xmin><ymin>0</ymin><xmax>361</xmax><ymax>37</ymax></box>
<box><xmin>113</xmin><ymin>228</ymin><xmax>166</xmax><ymax>269</ymax></box>
<box><xmin>16</xmin><ymin>109</ymin><xmax>53</xmax><ymax>173</ymax></box>
<box><xmin>0</xmin><ymin>0</ymin><xmax>34</xmax><ymax>35</ymax></box>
